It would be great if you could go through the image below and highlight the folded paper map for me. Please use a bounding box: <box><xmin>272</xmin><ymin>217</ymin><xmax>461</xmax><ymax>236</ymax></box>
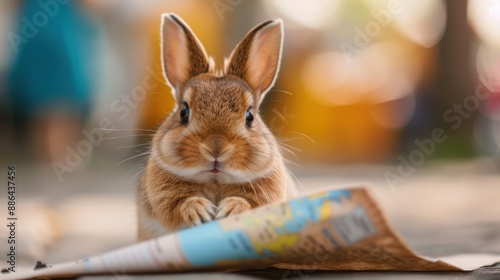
<box><xmin>2</xmin><ymin>186</ymin><xmax>498</xmax><ymax>279</ymax></box>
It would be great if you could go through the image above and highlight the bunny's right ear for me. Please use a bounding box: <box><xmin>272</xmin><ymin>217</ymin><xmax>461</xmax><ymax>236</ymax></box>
<box><xmin>225</xmin><ymin>19</ymin><xmax>283</xmax><ymax>104</ymax></box>
<box><xmin>161</xmin><ymin>13</ymin><xmax>210</xmax><ymax>101</ymax></box>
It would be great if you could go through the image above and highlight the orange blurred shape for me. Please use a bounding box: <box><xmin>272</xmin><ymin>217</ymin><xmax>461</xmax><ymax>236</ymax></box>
<box><xmin>271</xmin><ymin>42</ymin><xmax>435</xmax><ymax>163</ymax></box>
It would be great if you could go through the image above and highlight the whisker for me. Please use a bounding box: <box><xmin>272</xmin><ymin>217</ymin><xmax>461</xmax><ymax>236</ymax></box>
<box><xmin>279</xmin><ymin>131</ymin><xmax>316</xmax><ymax>144</ymax></box>
<box><xmin>270</xmin><ymin>89</ymin><xmax>293</xmax><ymax>95</ymax></box>
<box><xmin>118</xmin><ymin>156</ymin><xmax>149</xmax><ymax>185</ymax></box>
<box><xmin>124</xmin><ymin>164</ymin><xmax>148</xmax><ymax>190</ymax></box>
<box><xmin>276</xmin><ymin>137</ymin><xmax>303</xmax><ymax>143</ymax></box>
<box><xmin>283</xmin><ymin>158</ymin><xmax>302</xmax><ymax>168</ymax></box>
<box><xmin>102</xmin><ymin>134</ymin><xmax>155</xmax><ymax>140</ymax></box>
<box><xmin>279</xmin><ymin>145</ymin><xmax>299</xmax><ymax>160</ymax></box>
<box><xmin>97</xmin><ymin>128</ymin><xmax>157</xmax><ymax>132</ymax></box>
<box><xmin>116</xmin><ymin>143</ymin><xmax>152</xmax><ymax>149</ymax></box>
<box><xmin>286</xmin><ymin>167</ymin><xmax>307</xmax><ymax>194</ymax></box>
<box><xmin>280</xmin><ymin>142</ymin><xmax>302</xmax><ymax>152</ymax></box>
<box><xmin>263</xmin><ymin>107</ymin><xmax>286</xmax><ymax>121</ymax></box>
<box><xmin>99</xmin><ymin>151</ymin><xmax>151</xmax><ymax>176</ymax></box>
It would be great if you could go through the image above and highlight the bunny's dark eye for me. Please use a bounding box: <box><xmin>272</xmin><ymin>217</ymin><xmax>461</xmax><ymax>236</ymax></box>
<box><xmin>245</xmin><ymin>107</ymin><xmax>254</xmax><ymax>128</ymax></box>
<box><xmin>180</xmin><ymin>101</ymin><xmax>190</xmax><ymax>124</ymax></box>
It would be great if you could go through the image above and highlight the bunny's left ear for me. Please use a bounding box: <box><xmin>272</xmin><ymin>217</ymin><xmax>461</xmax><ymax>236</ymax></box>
<box><xmin>225</xmin><ymin>19</ymin><xmax>284</xmax><ymax>103</ymax></box>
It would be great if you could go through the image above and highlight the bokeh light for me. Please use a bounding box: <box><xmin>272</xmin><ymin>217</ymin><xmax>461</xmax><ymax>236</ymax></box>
<box><xmin>469</xmin><ymin>0</ymin><xmax>500</xmax><ymax>46</ymax></box>
<box><xmin>365</xmin><ymin>0</ymin><xmax>447</xmax><ymax>47</ymax></box>
<box><xmin>264</xmin><ymin>0</ymin><xmax>343</xmax><ymax>29</ymax></box>
<box><xmin>476</xmin><ymin>43</ymin><xmax>500</xmax><ymax>93</ymax></box>
<box><xmin>301</xmin><ymin>42</ymin><xmax>422</xmax><ymax>107</ymax></box>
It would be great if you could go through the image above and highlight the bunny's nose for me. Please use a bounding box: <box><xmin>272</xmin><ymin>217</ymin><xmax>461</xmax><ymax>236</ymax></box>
<box><xmin>203</xmin><ymin>135</ymin><xmax>228</xmax><ymax>158</ymax></box>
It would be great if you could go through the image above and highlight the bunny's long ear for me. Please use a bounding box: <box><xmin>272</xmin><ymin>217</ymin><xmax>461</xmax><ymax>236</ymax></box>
<box><xmin>226</xmin><ymin>19</ymin><xmax>283</xmax><ymax>104</ymax></box>
<box><xmin>161</xmin><ymin>13</ymin><xmax>210</xmax><ymax>101</ymax></box>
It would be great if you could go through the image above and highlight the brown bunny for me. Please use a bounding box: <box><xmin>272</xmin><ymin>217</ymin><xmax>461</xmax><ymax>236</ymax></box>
<box><xmin>137</xmin><ymin>13</ymin><xmax>297</xmax><ymax>240</ymax></box>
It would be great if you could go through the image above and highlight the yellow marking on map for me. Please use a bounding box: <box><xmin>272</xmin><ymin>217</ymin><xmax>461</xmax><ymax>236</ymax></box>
<box><xmin>253</xmin><ymin>232</ymin><xmax>300</xmax><ymax>255</ymax></box>
<box><xmin>318</xmin><ymin>201</ymin><xmax>332</xmax><ymax>220</ymax></box>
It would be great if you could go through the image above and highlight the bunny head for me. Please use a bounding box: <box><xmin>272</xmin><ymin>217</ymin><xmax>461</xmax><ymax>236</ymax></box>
<box><xmin>152</xmin><ymin>13</ymin><xmax>284</xmax><ymax>185</ymax></box>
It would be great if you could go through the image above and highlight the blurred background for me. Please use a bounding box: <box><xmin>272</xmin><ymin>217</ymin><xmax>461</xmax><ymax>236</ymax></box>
<box><xmin>0</xmin><ymin>0</ymin><xmax>499</xmax><ymax>271</ymax></box>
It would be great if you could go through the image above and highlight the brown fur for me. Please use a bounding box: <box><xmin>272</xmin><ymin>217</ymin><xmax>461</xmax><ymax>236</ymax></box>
<box><xmin>137</xmin><ymin>14</ymin><xmax>294</xmax><ymax>240</ymax></box>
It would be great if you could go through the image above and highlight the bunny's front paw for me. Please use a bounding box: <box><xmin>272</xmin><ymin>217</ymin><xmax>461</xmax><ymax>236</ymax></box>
<box><xmin>216</xmin><ymin>197</ymin><xmax>251</xmax><ymax>219</ymax></box>
<box><xmin>180</xmin><ymin>197</ymin><xmax>216</xmax><ymax>227</ymax></box>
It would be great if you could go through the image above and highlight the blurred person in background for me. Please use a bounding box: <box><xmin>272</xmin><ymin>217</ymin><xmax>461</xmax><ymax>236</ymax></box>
<box><xmin>5</xmin><ymin>0</ymin><xmax>99</xmax><ymax>163</ymax></box>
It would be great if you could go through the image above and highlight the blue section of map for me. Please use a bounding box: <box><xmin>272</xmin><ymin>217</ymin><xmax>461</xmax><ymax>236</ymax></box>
<box><xmin>283</xmin><ymin>189</ymin><xmax>351</xmax><ymax>233</ymax></box>
<box><xmin>178</xmin><ymin>222</ymin><xmax>261</xmax><ymax>267</ymax></box>
<box><xmin>178</xmin><ymin>189</ymin><xmax>351</xmax><ymax>267</ymax></box>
